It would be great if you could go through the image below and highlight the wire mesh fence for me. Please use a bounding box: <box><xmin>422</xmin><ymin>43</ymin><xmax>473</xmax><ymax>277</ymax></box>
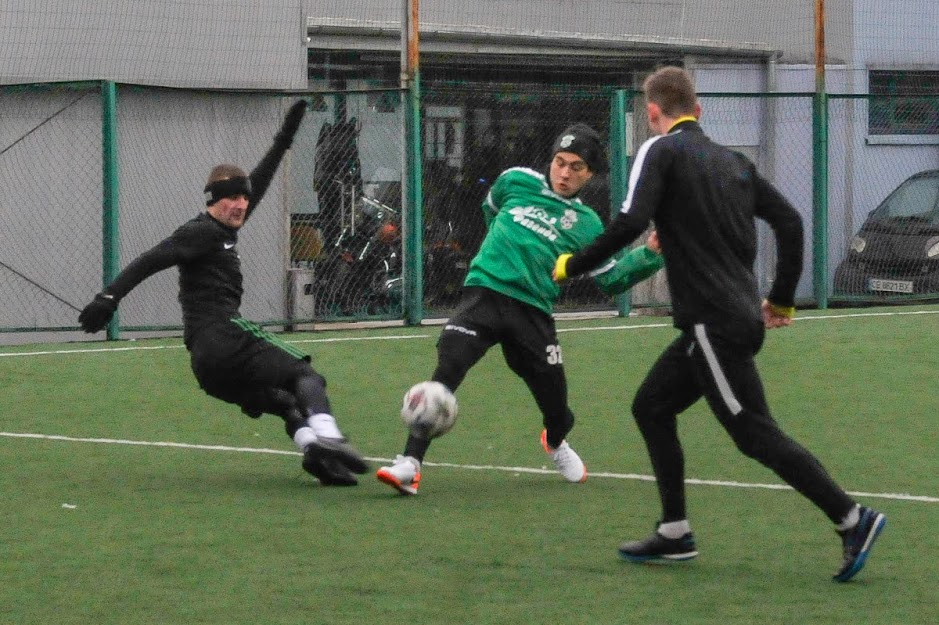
<box><xmin>299</xmin><ymin>89</ymin><xmax>405</xmax><ymax>320</ymax></box>
<box><xmin>0</xmin><ymin>83</ymin><xmax>103</xmax><ymax>331</ymax></box>
<box><xmin>419</xmin><ymin>82</ymin><xmax>628</xmax><ymax>317</ymax></box>
<box><xmin>829</xmin><ymin>94</ymin><xmax>939</xmax><ymax>304</ymax></box>
<box><xmin>2</xmin><ymin>82</ymin><xmax>938</xmax><ymax>340</ymax></box>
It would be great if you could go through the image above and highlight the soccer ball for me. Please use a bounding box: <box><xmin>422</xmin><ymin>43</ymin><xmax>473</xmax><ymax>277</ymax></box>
<box><xmin>401</xmin><ymin>381</ymin><xmax>458</xmax><ymax>438</ymax></box>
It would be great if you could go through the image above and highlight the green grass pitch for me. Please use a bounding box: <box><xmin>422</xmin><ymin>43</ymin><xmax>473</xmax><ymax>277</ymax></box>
<box><xmin>1</xmin><ymin>304</ymin><xmax>937</xmax><ymax>624</ymax></box>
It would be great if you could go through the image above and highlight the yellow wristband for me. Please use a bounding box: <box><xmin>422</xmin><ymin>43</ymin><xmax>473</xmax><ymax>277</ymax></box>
<box><xmin>555</xmin><ymin>254</ymin><xmax>573</xmax><ymax>281</ymax></box>
<box><xmin>768</xmin><ymin>302</ymin><xmax>795</xmax><ymax>318</ymax></box>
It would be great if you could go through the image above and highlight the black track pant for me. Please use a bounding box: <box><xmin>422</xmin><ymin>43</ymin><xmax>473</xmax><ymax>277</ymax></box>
<box><xmin>631</xmin><ymin>322</ymin><xmax>855</xmax><ymax>523</ymax></box>
<box><xmin>404</xmin><ymin>287</ymin><xmax>573</xmax><ymax>461</ymax></box>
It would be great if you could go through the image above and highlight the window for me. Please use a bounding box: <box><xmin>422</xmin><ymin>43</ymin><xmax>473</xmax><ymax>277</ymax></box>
<box><xmin>424</xmin><ymin>106</ymin><xmax>464</xmax><ymax>168</ymax></box>
<box><xmin>870</xmin><ymin>172</ymin><xmax>939</xmax><ymax>224</ymax></box>
<box><xmin>869</xmin><ymin>70</ymin><xmax>939</xmax><ymax>136</ymax></box>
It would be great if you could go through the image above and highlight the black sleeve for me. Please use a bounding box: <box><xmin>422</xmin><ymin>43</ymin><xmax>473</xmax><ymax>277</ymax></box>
<box><xmin>245</xmin><ymin>101</ymin><xmax>306</xmax><ymax>221</ymax></box>
<box><xmin>566</xmin><ymin>211</ymin><xmax>649</xmax><ymax>277</ymax></box>
<box><xmin>566</xmin><ymin>139</ymin><xmax>666</xmax><ymax>277</ymax></box>
<box><xmin>245</xmin><ymin>139</ymin><xmax>291</xmax><ymax>221</ymax></box>
<box><xmin>104</xmin><ymin>238</ymin><xmax>182</xmax><ymax>301</ymax></box>
<box><xmin>104</xmin><ymin>220</ymin><xmax>216</xmax><ymax>301</ymax></box>
<box><xmin>753</xmin><ymin>172</ymin><xmax>804</xmax><ymax>306</ymax></box>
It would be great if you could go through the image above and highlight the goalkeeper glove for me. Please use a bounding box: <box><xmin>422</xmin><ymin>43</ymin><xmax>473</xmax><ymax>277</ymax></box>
<box><xmin>78</xmin><ymin>292</ymin><xmax>118</xmax><ymax>333</ymax></box>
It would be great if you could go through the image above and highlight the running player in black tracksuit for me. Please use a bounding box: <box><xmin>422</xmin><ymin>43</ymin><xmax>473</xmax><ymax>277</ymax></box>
<box><xmin>78</xmin><ymin>101</ymin><xmax>367</xmax><ymax>486</ymax></box>
<box><xmin>554</xmin><ymin>67</ymin><xmax>885</xmax><ymax>582</ymax></box>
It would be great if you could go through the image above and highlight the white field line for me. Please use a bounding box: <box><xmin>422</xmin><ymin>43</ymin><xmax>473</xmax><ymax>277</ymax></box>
<box><xmin>2</xmin><ymin>307</ymin><xmax>937</xmax><ymax>358</ymax></box>
<box><xmin>0</xmin><ymin>333</ymin><xmax>433</xmax><ymax>357</ymax></box>
<box><xmin>554</xmin><ymin>308</ymin><xmax>939</xmax><ymax>333</ymax></box>
<box><xmin>2</xmin><ymin>431</ymin><xmax>936</xmax><ymax>504</ymax></box>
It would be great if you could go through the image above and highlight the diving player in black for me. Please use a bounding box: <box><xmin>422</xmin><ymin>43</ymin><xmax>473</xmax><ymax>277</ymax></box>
<box><xmin>78</xmin><ymin>100</ymin><xmax>367</xmax><ymax>486</ymax></box>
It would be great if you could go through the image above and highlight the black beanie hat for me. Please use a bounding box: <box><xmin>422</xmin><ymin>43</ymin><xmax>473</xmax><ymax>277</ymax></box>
<box><xmin>551</xmin><ymin>123</ymin><xmax>604</xmax><ymax>172</ymax></box>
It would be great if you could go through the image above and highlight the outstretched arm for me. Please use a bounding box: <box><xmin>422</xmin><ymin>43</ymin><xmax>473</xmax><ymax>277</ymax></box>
<box><xmin>78</xmin><ymin>220</ymin><xmax>214</xmax><ymax>333</ymax></box>
<box><xmin>595</xmin><ymin>230</ymin><xmax>662</xmax><ymax>293</ymax></box>
<box><xmin>555</xmin><ymin>137</ymin><xmax>667</xmax><ymax>281</ymax></box>
<box><xmin>245</xmin><ymin>99</ymin><xmax>308</xmax><ymax>221</ymax></box>
<box><xmin>554</xmin><ymin>211</ymin><xmax>650</xmax><ymax>282</ymax></box>
<box><xmin>78</xmin><ymin>237</ymin><xmax>181</xmax><ymax>332</ymax></box>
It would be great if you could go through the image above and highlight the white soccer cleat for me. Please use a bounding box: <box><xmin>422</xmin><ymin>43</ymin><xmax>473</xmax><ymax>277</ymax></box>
<box><xmin>376</xmin><ymin>454</ymin><xmax>422</xmax><ymax>495</ymax></box>
<box><xmin>541</xmin><ymin>429</ymin><xmax>587</xmax><ymax>483</ymax></box>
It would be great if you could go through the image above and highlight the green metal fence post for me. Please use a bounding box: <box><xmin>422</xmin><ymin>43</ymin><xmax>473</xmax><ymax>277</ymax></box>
<box><xmin>401</xmin><ymin>0</ymin><xmax>423</xmax><ymax>325</ymax></box>
<box><xmin>609</xmin><ymin>89</ymin><xmax>632</xmax><ymax>317</ymax></box>
<box><xmin>402</xmin><ymin>76</ymin><xmax>424</xmax><ymax>325</ymax></box>
<box><xmin>812</xmin><ymin>90</ymin><xmax>829</xmax><ymax>309</ymax></box>
<box><xmin>812</xmin><ymin>1</ymin><xmax>829</xmax><ymax>310</ymax></box>
<box><xmin>101</xmin><ymin>81</ymin><xmax>121</xmax><ymax>339</ymax></box>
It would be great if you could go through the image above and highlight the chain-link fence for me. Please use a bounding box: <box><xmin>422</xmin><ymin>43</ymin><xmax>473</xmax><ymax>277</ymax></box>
<box><xmin>420</xmin><ymin>83</ymin><xmax>630</xmax><ymax>318</ymax></box>
<box><xmin>292</xmin><ymin>90</ymin><xmax>405</xmax><ymax>321</ymax></box>
<box><xmin>2</xmin><ymin>83</ymin><xmax>938</xmax><ymax>341</ymax></box>
<box><xmin>0</xmin><ymin>83</ymin><xmax>103</xmax><ymax>332</ymax></box>
<box><xmin>0</xmin><ymin>84</ymin><xmax>409</xmax><ymax>339</ymax></box>
<box><xmin>829</xmin><ymin>94</ymin><xmax>939</xmax><ymax>304</ymax></box>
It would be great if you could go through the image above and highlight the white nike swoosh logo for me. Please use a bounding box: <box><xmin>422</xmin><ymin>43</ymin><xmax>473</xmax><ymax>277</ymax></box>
<box><xmin>224</xmin><ymin>242</ymin><xmax>236</xmax><ymax>249</ymax></box>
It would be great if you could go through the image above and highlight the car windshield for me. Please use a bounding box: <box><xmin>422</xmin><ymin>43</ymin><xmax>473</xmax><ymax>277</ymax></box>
<box><xmin>869</xmin><ymin>173</ymin><xmax>939</xmax><ymax>225</ymax></box>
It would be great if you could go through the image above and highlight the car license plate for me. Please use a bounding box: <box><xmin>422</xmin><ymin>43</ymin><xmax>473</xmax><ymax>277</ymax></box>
<box><xmin>868</xmin><ymin>278</ymin><xmax>914</xmax><ymax>293</ymax></box>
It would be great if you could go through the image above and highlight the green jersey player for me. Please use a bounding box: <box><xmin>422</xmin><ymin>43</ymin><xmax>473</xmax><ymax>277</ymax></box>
<box><xmin>377</xmin><ymin>124</ymin><xmax>663</xmax><ymax>495</ymax></box>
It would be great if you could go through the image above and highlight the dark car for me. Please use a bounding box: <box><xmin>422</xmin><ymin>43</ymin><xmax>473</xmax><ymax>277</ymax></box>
<box><xmin>833</xmin><ymin>169</ymin><xmax>939</xmax><ymax>297</ymax></box>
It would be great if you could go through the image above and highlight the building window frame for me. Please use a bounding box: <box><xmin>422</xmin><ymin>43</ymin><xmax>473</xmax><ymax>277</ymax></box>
<box><xmin>868</xmin><ymin>69</ymin><xmax>939</xmax><ymax>144</ymax></box>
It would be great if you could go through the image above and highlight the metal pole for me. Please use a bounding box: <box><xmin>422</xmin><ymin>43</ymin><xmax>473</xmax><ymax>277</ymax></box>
<box><xmin>758</xmin><ymin>55</ymin><xmax>779</xmax><ymax>296</ymax></box>
<box><xmin>812</xmin><ymin>0</ymin><xmax>829</xmax><ymax>309</ymax></box>
<box><xmin>401</xmin><ymin>0</ymin><xmax>423</xmax><ymax>324</ymax></box>
<box><xmin>101</xmin><ymin>81</ymin><xmax>121</xmax><ymax>339</ymax></box>
<box><xmin>609</xmin><ymin>90</ymin><xmax>631</xmax><ymax>317</ymax></box>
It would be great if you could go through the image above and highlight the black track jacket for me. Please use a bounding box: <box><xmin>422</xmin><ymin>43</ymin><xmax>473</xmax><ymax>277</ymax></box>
<box><xmin>565</xmin><ymin>119</ymin><xmax>804</xmax><ymax>330</ymax></box>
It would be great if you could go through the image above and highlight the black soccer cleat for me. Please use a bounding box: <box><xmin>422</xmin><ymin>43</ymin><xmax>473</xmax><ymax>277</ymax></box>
<box><xmin>302</xmin><ymin>450</ymin><xmax>358</xmax><ymax>487</ymax></box>
<box><xmin>305</xmin><ymin>437</ymin><xmax>369</xmax><ymax>475</ymax></box>
<box><xmin>618</xmin><ymin>530</ymin><xmax>698</xmax><ymax>563</ymax></box>
<box><xmin>833</xmin><ymin>506</ymin><xmax>886</xmax><ymax>582</ymax></box>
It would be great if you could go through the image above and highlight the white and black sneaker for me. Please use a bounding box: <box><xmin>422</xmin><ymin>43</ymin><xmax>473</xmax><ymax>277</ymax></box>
<box><xmin>619</xmin><ymin>530</ymin><xmax>698</xmax><ymax>563</ymax></box>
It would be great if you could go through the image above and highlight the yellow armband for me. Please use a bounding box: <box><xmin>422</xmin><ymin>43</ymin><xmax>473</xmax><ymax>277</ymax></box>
<box><xmin>554</xmin><ymin>254</ymin><xmax>573</xmax><ymax>282</ymax></box>
<box><xmin>768</xmin><ymin>302</ymin><xmax>796</xmax><ymax>318</ymax></box>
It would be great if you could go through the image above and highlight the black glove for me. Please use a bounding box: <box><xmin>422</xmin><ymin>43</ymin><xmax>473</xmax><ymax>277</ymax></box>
<box><xmin>275</xmin><ymin>100</ymin><xmax>308</xmax><ymax>148</ymax></box>
<box><xmin>78</xmin><ymin>293</ymin><xmax>118</xmax><ymax>333</ymax></box>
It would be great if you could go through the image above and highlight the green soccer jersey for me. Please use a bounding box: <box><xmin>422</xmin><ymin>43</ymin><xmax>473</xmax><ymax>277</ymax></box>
<box><xmin>464</xmin><ymin>167</ymin><xmax>663</xmax><ymax>314</ymax></box>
